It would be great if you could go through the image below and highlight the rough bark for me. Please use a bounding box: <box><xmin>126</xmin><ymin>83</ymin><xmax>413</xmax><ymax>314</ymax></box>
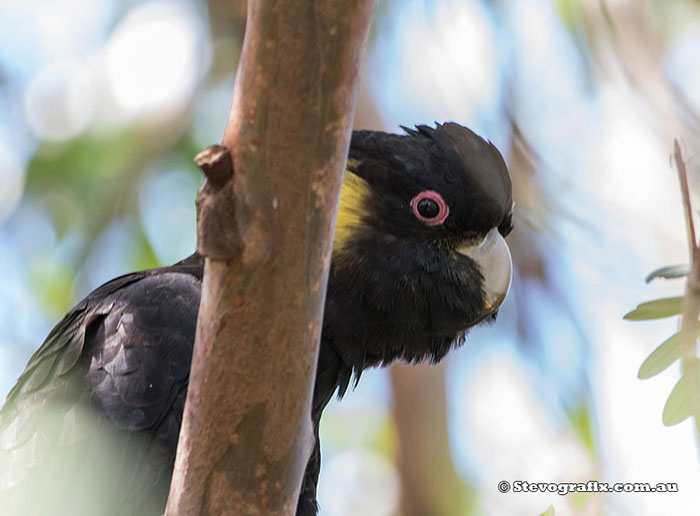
<box><xmin>165</xmin><ymin>1</ymin><xmax>375</xmax><ymax>514</ymax></box>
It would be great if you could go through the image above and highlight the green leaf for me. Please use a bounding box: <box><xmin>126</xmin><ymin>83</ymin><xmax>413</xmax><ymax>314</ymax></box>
<box><xmin>538</xmin><ymin>506</ymin><xmax>555</xmax><ymax>516</ymax></box>
<box><xmin>623</xmin><ymin>297</ymin><xmax>683</xmax><ymax>321</ymax></box>
<box><xmin>638</xmin><ymin>333</ymin><xmax>682</xmax><ymax>379</ymax></box>
<box><xmin>663</xmin><ymin>375</ymin><xmax>692</xmax><ymax>426</ymax></box>
<box><xmin>565</xmin><ymin>402</ymin><xmax>595</xmax><ymax>455</ymax></box>
<box><xmin>571</xmin><ymin>491</ymin><xmax>589</xmax><ymax>510</ymax></box>
<box><xmin>645</xmin><ymin>265</ymin><xmax>690</xmax><ymax>283</ymax></box>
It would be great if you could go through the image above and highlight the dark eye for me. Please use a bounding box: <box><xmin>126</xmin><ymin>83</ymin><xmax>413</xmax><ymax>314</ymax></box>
<box><xmin>417</xmin><ymin>198</ymin><xmax>439</xmax><ymax>218</ymax></box>
<box><xmin>410</xmin><ymin>190</ymin><xmax>449</xmax><ymax>226</ymax></box>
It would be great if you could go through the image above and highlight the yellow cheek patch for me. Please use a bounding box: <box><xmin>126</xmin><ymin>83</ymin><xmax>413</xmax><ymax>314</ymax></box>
<box><xmin>334</xmin><ymin>165</ymin><xmax>369</xmax><ymax>252</ymax></box>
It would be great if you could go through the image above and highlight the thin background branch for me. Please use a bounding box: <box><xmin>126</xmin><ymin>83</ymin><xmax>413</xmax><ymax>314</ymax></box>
<box><xmin>673</xmin><ymin>140</ymin><xmax>700</xmax><ymax>454</ymax></box>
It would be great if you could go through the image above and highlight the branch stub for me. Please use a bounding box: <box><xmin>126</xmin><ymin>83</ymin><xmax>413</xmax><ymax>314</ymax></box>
<box><xmin>195</xmin><ymin>144</ymin><xmax>233</xmax><ymax>189</ymax></box>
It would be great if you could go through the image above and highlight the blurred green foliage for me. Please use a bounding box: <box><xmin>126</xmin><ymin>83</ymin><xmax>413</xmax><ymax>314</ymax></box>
<box><xmin>538</xmin><ymin>505</ymin><xmax>555</xmax><ymax>516</ymax></box>
<box><xmin>627</xmin><ymin>271</ymin><xmax>700</xmax><ymax>428</ymax></box>
<box><xmin>22</xmin><ymin>124</ymin><xmax>206</xmax><ymax>315</ymax></box>
<box><xmin>623</xmin><ymin>297</ymin><xmax>683</xmax><ymax>321</ymax></box>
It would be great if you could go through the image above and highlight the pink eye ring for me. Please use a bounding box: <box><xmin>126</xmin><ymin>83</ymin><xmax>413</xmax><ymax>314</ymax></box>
<box><xmin>410</xmin><ymin>190</ymin><xmax>449</xmax><ymax>226</ymax></box>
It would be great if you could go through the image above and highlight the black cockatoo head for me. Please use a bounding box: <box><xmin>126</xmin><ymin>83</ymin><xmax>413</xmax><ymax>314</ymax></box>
<box><xmin>325</xmin><ymin>122</ymin><xmax>513</xmax><ymax>375</ymax></box>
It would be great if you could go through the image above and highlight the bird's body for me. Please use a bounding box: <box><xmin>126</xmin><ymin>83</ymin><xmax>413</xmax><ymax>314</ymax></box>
<box><xmin>0</xmin><ymin>123</ymin><xmax>513</xmax><ymax>515</ymax></box>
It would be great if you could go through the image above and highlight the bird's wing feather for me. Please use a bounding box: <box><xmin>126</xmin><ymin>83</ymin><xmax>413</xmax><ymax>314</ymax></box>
<box><xmin>0</xmin><ymin>267</ymin><xmax>201</xmax><ymax>516</ymax></box>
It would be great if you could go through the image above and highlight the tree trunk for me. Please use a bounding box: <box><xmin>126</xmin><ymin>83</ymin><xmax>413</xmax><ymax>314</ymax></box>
<box><xmin>391</xmin><ymin>361</ymin><xmax>475</xmax><ymax>516</ymax></box>
<box><xmin>165</xmin><ymin>1</ymin><xmax>376</xmax><ymax>514</ymax></box>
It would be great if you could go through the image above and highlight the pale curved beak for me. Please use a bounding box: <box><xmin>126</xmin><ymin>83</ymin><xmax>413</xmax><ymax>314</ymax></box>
<box><xmin>456</xmin><ymin>227</ymin><xmax>512</xmax><ymax>312</ymax></box>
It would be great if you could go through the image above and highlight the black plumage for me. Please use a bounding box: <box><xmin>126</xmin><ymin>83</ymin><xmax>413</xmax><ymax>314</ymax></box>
<box><xmin>0</xmin><ymin>123</ymin><xmax>513</xmax><ymax>515</ymax></box>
